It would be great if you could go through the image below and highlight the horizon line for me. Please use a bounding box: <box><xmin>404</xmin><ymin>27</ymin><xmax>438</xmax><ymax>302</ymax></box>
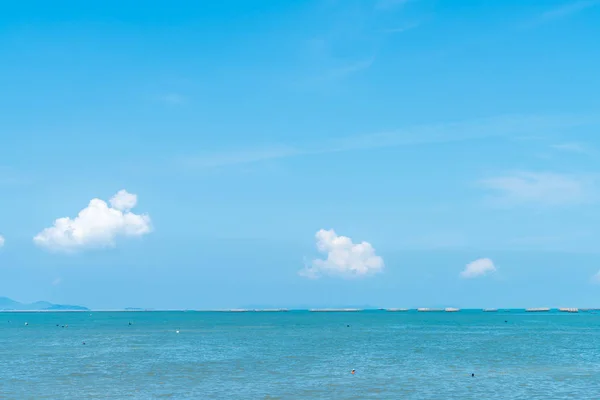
<box><xmin>1</xmin><ymin>307</ymin><xmax>596</xmax><ymax>313</ymax></box>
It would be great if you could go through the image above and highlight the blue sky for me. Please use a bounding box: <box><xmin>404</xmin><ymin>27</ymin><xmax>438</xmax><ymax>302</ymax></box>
<box><xmin>1</xmin><ymin>0</ymin><xmax>600</xmax><ymax>309</ymax></box>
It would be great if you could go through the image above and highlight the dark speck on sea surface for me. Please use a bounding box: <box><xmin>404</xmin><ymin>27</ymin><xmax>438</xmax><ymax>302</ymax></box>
<box><xmin>1</xmin><ymin>311</ymin><xmax>599</xmax><ymax>399</ymax></box>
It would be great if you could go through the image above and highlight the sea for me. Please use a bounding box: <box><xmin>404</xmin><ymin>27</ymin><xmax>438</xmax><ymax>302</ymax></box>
<box><xmin>1</xmin><ymin>310</ymin><xmax>599</xmax><ymax>399</ymax></box>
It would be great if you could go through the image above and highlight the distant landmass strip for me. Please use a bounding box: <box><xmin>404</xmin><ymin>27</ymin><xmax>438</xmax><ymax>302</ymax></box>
<box><xmin>0</xmin><ymin>297</ymin><xmax>88</xmax><ymax>311</ymax></box>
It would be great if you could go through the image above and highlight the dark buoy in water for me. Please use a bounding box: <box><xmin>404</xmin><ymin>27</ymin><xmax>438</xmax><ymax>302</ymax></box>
<box><xmin>472</xmin><ymin>373</ymin><xmax>475</xmax><ymax>377</ymax></box>
<box><xmin>129</xmin><ymin>322</ymin><xmax>132</xmax><ymax>326</ymax></box>
<box><xmin>347</xmin><ymin>324</ymin><xmax>350</xmax><ymax>327</ymax></box>
<box><xmin>82</xmin><ymin>342</ymin><xmax>86</xmax><ymax>345</ymax></box>
<box><xmin>504</xmin><ymin>320</ymin><xmax>507</xmax><ymax>323</ymax></box>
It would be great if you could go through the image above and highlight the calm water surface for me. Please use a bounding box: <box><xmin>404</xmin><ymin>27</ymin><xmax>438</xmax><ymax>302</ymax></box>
<box><xmin>1</xmin><ymin>311</ymin><xmax>599</xmax><ymax>399</ymax></box>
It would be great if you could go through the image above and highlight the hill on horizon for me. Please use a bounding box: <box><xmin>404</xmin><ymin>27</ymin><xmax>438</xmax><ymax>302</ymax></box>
<box><xmin>0</xmin><ymin>297</ymin><xmax>88</xmax><ymax>311</ymax></box>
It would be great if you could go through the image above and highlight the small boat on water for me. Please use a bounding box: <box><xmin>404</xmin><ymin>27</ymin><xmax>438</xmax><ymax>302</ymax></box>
<box><xmin>417</xmin><ymin>308</ymin><xmax>443</xmax><ymax>312</ymax></box>
<box><xmin>386</xmin><ymin>308</ymin><xmax>409</xmax><ymax>312</ymax></box>
<box><xmin>445</xmin><ymin>308</ymin><xmax>460</xmax><ymax>312</ymax></box>
<box><xmin>483</xmin><ymin>309</ymin><xmax>498</xmax><ymax>312</ymax></box>
<box><xmin>526</xmin><ymin>308</ymin><xmax>550</xmax><ymax>312</ymax></box>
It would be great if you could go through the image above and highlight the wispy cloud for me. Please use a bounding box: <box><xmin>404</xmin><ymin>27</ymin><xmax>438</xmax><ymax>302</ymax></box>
<box><xmin>540</xmin><ymin>0</ymin><xmax>600</xmax><ymax>21</ymax></box>
<box><xmin>182</xmin><ymin>146</ymin><xmax>300</xmax><ymax>169</ymax></box>
<box><xmin>159</xmin><ymin>93</ymin><xmax>187</xmax><ymax>105</ymax></box>
<box><xmin>380</xmin><ymin>22</ymin><xmax>421</xmax><ymax>34</ymax></box>
<box><xmin>324</xmin><ymin>59</ymin><xmax>374</xmax><ymax>80</ymax></box>
<box><xmin>375</xmin><ymin>0</ymin><xmax>411</xmax><ymax>11</ymax></box>
<box><xmin>508</xmin><ymin>231</ymin><xmax>593</xmax><ymax>252</ymax></box>
<box><xmin>0</xmin><ymin>166</ymin><xmax>31</xmax><ymax>186</ymax></box>
<box><xmin>480</xmin><ymin>171</ymin><xmax>598</xmax><ymax>207</ymax></box>
<box><xmin>181</xmin><ymin>113</ymin><xmax>598</xmax><ymax>169</ymax></box>
<box><xmin>297</xmin><ymin>1</ymin><xmax>394</xmax><ymax>85</ymax></box>
<box><xmin>551</xmin><ymin>142</ymin><xmax>594</xmax><ymax>154</ymax></box>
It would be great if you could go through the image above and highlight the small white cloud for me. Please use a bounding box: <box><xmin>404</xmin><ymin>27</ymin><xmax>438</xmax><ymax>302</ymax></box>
<box><xmin>52</xmin><ymin>278</ymin><xmax>62</xmax><ymax>286</ymax></box>
<box><xmin>299</xmin><ymin>229</ymin><xmax>384</xmax><ymax>279</ymax></box>
<box><xmin>34</xmin><ymin>190</ymin><xmax>152</xmax><ymax>253</ymax></box>
<box><xmin>0</xmin><ymin>235</ymin><xmax>4</xmax><ymax>247</ymax></box>
<box><xmin>460</xmin><ymin>258</ymin><xmax>496</xmax><ymax>279</ymax></box>
<box><xmin>480</xmin><ymin>171</ymin><xmax>594</xmax><ymax>207</ymax></box>
<box><xmin>109</xmin><ymin>190</ymin><xmax>138</xmax><ymax>211</ymax></box>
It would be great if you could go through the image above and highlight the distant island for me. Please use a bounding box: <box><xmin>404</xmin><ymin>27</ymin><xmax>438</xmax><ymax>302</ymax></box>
<box><xmin>0</xmin><ymin>297</ymin><xmax>89</xmax><ymax>311</ymax></box>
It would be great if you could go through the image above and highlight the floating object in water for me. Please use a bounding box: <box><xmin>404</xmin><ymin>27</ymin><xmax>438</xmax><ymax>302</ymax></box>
<box><xmin>559</xmin><ymin>308</ymin><xmax>578</xmax><ymax>313</ymax></box>
<box><xmin>347</xmin><ymin>325</ymin><xmax>350</xmax><ymax>327</ymax></box>
<box><xmin>472</xmin><ymin>373</ymin><xmax>475</xmax><ymax>377</ymax></box>
<box><xmin>24</xmin><ymin>322</ymin><xmax>28</xmax><ymax>326</ymax></box>
<box><xmin>445</xmin><ymin>308</ymin><xmax>460</xmax><ymax>312</ymax></box>
<box><xmin>351</xmin><ymin>369</ymin><xmax>355</xmax><ymax>375</ymax></box>
<box><xmin>82</xmin><ymin>342</ymin><xmax>86</xmax><ymax>345</ymax></box>
<box><xmin>526</xmin><ymin>308</ymin><xmax>550</xmax><ymax>312</ymax></box>
<box><xmin>128</xmin><ymin>322</ymin><xmax>132</xmax><ymax>326</ymax></box>
<box><xmin>176</xmin><ymin>330</ymin><xmax>180</xmax><ymax>334</ymax></box>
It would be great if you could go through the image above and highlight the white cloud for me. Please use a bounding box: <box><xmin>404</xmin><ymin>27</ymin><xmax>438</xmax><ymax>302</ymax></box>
<box><xmin>109</xmin><ymin>190</ymin><xmax>138</xmax><ymax>211</ymax></box>
<box><xmin>33</xmin><ymin>190</ymin><xmax>152</xmax><ymax>253</ymax></box>
<box><xmin>0</xmin><ymin>235</ymin><xmax>4</xmax><ymax>247</ymax></box>
<box><xmin>460</xmin><ymin>258</ymin><xmax>496</xmax><ymax>279</ymax></box>
<box><xmin>299</xmin><ymin>229</ymin><xmax>384</xmax><ymax>278</ymax></box>
<box><xmin>480</xmin><ymin>171</ymin><xmax>595</xmax><ymax>207</ymax></box>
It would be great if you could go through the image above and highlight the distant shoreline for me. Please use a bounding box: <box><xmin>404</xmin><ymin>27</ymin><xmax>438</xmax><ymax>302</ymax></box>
<box><xmin>1</xmin><ymin>308</ymin><xmax>599</xmax><ymax>313</ymax></box>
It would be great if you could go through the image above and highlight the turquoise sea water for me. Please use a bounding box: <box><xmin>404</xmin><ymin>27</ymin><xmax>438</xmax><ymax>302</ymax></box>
<box><xmin>1</xmin><ymin>310</ymin><xmax>599</xmax><ymax>399</ymax></box>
